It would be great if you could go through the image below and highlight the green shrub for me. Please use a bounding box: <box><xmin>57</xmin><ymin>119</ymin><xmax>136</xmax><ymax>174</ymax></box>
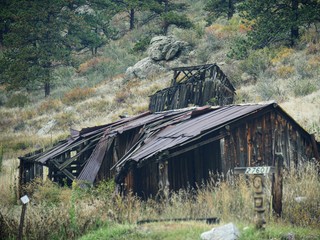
<box><xmin>131</xmin><ymin>36</ymin><xmax>152</xmax><ymax>53</ymax></box>
<box><xmin>173</xmin><ymin>28</ymin><xmax>201</xmax><ymax>47</ymax></box>
<box><xmin>53</xmin><ymin>111</ymin><xmax>78</xmax><ymax>130</ymax></box>
<box><xmin>239</xmin><ymin>48</ymin><xmax>273</xmax><ymax>78</ymax></box>
<box><xmin>162</xmin><ymin>12</ymin><xmax>193</xmax><ymax>31</ymax></box>
<box><xmin>24</xmin><ymin>178</ymin><xmax>63</xmax><ymax>206</ymax></box>
<box><xmin>255</xmin><ymin>78</ymin><xmax>287</xmax><ymax>102</ymax></box>
<box><xmin>227</xmin><ymin>35</ymin><xmax>250</xmax><ymax>60</ymax></box>
<box><xmin>196</xmin><ymin>33</ymin><xmax>222</xmax><ymax>63</ymax></box>
<box><xmin>53</xmin><ymin>66</ymin><xmax>75</xmax><ymax>84</ymax></box>
<box><xmin>290</xmin><ymin>78</ymin><xmax>317</xmax><ymax>97</ymax></box>
<box><xmin>0</xmin><ymin>89</ymin><xmax>7</xmax><ymax>106</ymax></box>
<box><xmin>5</xmin><ymin>92</ymin><xmax>30</xmax><ymax>108</ymax></box>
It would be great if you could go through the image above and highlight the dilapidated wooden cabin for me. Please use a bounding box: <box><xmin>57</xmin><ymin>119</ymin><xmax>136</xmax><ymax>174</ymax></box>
<box><xmin>149</xmin><ymin>64</ymin><xmax>235</xmax><ymax>112</ymax></box>
<box><xmin>19</xmin><ymin>102</ymin><xmax>319</xmax><ymax>198</ymax></box>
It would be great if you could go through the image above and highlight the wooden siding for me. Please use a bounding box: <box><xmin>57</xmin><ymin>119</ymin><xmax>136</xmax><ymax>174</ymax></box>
<box><xmin>122</xmin><ymin>110</ymin><xmax>315</xmax><ymax>197</ymax></box>
<box><xmin>149</xmin><ymin>64</ymin><xmax>235</xmax><ymax>112</ymax></box>
<box><xmin>222</xmin><ymin>110</ymin><xmax>314</xmax><ymax>174</ymax></box>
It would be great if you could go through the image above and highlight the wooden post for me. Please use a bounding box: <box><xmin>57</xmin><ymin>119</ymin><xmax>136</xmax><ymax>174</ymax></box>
<box><xmin>234</xmin><ymin>166</ymin><xmax>274</xmax><ymax>229</ymax></box>
<box><xmin>272</xmin><ymin>153</ymin><xmax>283</xmax><ymax>217</ymax></box>
<box><xmin>18</xmin><ymin>195</ymin><xmax>29</xmax><ymax>240</ymax></box>
<box><xmin>158</xmin><ymin>160</ymin><xmax>169</xmax><ymax>200</ymax></box>
<box><xmin>253</xmin><ymin>175</ymin><xmax>266</xmax><ymax>229</ymax></box>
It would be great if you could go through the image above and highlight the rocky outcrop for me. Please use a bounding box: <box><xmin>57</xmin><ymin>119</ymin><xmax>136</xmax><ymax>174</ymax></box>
<box><xmin>125</xmin><ymin>36</ymin><xmax>190</xmax><ymax>80</ymax></box>
<box><xmin>125</xmin><ymin>57</ymin><xmax>165</xmax><ymax>80</ymax></box>
<box><xmin>148</xmin><ymin>36</ymin><xmax>188</xmax><ymax>61</ymax></box>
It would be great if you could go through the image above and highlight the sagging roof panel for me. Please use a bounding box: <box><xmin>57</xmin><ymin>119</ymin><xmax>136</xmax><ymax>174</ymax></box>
<box><xmin>115</xmin><ymin>103</ymin><xmax>274</xmax><ymax>169</ymax></box>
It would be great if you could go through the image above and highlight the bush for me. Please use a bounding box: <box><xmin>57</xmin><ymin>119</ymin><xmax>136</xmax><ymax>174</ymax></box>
<box><xmin>173</xmin><ymin>28</ymin><xmax>201</xmax><ymax>47</ymax></box>
<box><xmin>290</xmin><ymin>78</ymin><xmax>317</xmax><ymax>97</ymax></box>
<box><xmin>5</xmin><ymin>92</ymin><xmax>30</xmax><ymax>108</ymax></box>
<box><xmin>227</xmin><ymin>35</ymin><xmax>250</xmax><ymax>60</ymax></box>
<box><xmin>196</xmin><ymin>33</ymin><xmax>222</xmax><ymax>63</ymax></box>
<box><xmin>0</xmin><ymin>89</ymin><xmax>7</xmax><ymax>106</ymax></box>
<box><xmin>53</xmin><ymin>66</ymin><xmax>75</xmax><ymax>84</ymax></box>
<box><xmin>62</xmin><ymin>87</ymin><xmax>95</xmax><ymax>104</ymax></box>
<box><xmin>54</xmin><ymin>112</ymin><xmax>78</xmax><ymax>130</ymax></box>
<box><xmin>38</xmin><ymin>98</ymin><xmax>63</xmax><ymax>114</ymax></box>
<box><xmin>162</xmin><ymin>12</ymin><xmax>193</xmax><ymax>31</ymax></box>
<box><xmin>282</xmin><ymin>162</ymin><xmax>320</xmax><ymax>228</ymax></box>
<box><xmin>271</xmin><ymin>47</ymin><xmax>294</xmax><ymax>65</ymax></box>
<box><xmin>23</xmin><ymin>178</ymin><xmax>64</xmax><ymax>206</ymax></box>
<box><xmin>276</xmin><ymin>65</ymin><xmax>295</xmax><ymax>79</ymax></box>
<box><xmin>294</xmin><ymin>57</ymin><xmax>317</xmax><ymax>79</ymax></box>
<box><xmin>131</xmin><ymin>36</ymin><xmax>152</xmax><ymax>53</ymax></box>
<box><xmin>77</xmin><ymin>57</ymin><xmax>111</xmax><ymax>75</ymax></box>
<box><xmin>239</xmin><ymin>48</ymin><xmax>273</xmax><ymax>77</ymax></box>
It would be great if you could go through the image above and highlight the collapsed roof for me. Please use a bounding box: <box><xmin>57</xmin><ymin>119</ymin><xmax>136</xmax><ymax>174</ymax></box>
<box><xmin>20</xmin><ymin>102</ymin><xmax>319</xmax><ymax>186</ymax></box>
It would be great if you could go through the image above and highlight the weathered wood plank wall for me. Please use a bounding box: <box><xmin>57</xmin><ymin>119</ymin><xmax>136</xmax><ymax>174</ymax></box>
<box><xmin>149</xmin><ymin>64</ymin><xmax>235</xmax><ymax>112</ymax></box>
<box><xmin>221</xmin><ymin>110</ymin><xmax>314</xmax><ymax>174</ymax></box>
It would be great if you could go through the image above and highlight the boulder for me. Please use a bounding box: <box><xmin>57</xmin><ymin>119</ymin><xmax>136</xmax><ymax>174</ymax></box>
<box><xmin>125</xmin><ymin>57</ymin><xmax>165</xmax><ymax>80</ymax></box>
<box><xmin>200</xmin><ymin>222</ymin><xmax>240</xmax><ymax>240</ymax></box>
<box><xmin>37</xmin><ymin>119</ymin><xmax>57</xmax><ymax>135</ymax></box>
<box><xmin>148</xmin><ymin>36</ymin><xmax>187</xmax><ymax>61</ymax></box>
<box><xmin>125</xmin><ymin>35</ymin><xmax>190</xmax><ymax>80</ymax></box>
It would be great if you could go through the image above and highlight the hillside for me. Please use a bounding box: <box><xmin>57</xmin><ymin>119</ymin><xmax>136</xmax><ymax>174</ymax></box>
<box><xmin>1</xmin><ymin>15</ymin><xmax>319</xmax><ymax>158</ymax></box>
<box><xmin>0</xmin><ymin>0</ymin><xmax>320</xmax><ymax>239</ymax></box>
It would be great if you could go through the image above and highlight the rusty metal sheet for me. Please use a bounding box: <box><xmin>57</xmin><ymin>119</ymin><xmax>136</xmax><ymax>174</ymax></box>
<box><xmin>75</xmin><ymin>109</ymin><xmax>194</xmax><ymax>182</ymax></box>
<box><xmin>115</xmin><ymin>103</ymin><xmax>274</xmax><ymax>170</ymax></box>
<box><xmin>77</xmin><ymin>133</ymin><xmax>116</xmax><ymax>183</ymax></box>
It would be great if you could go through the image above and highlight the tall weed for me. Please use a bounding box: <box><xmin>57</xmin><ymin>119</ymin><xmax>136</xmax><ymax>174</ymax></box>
<box><xmin>1</xmin><ymin>161</ymin><xmax>319</xmax><ymax>239</ymax></box>
<box><xmin>282</xmin><ymin>161</ymin><xmax>320</xmax><ymax>227</ymax></box>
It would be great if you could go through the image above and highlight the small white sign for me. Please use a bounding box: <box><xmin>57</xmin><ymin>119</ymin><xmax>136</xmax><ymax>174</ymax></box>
<box><xmin>245</xmin><ymin>166</ymin><xmax>271</xmax><ymax>175</ymax></box>
<box><xmin>20</xmin><ymin>195</ymin><xmax>30</xmax><ymax>204</ymax></box>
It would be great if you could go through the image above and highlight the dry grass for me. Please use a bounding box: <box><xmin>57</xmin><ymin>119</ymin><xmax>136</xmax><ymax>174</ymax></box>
<box><xmin>0</xmin><ymin>11</ymin><xmax>319</xmax><ymax>239</ymax></box>
<box><xmin>62</xmin><ymin>87</ymin><xmax>96</xmax><ymax>105</ymax></box>
<box><xmin>77</xmin><ymin>57</ymin><xmax>111</xmax><ymax>75</ymax></box>
<box><xmin>1</xmin><ymin>161</ymin><xmax>319</xmax><ymax>239</ymax></box>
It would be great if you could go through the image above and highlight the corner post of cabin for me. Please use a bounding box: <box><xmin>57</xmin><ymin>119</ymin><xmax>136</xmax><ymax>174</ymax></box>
<box><xmin>18</xmin><ymin>158</ymin><xmax>24</xmax><ymax>199</ymax></box>
<box><xmin>171</xmin><ymin>70</ymin><xmax>177</xmax><ymax>86</ymax></box>
<box><xmin>158</xmin><ymin>159</ymin><xmax>169</xmax><ymax>200</ymax></box>
<box><xmin>272</xmin><ymin>152</ymin><xmax>284</xmax><ymax>217</ymax></box>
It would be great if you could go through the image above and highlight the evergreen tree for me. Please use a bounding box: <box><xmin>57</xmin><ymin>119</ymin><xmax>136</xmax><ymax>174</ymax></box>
<box><xmin>239</xmin><ymin>0</ymin><xmax>320</xmax><ymax>48</ymax></box>
<box><xmin>0</xmin><ymin>0</ymin><xmax>114</xmax><ymax>96</ymax></box>
<box><xmin>204</xmin><ymin>0</ymin><xmax>239</xmax><ymax>22</ymax></box>
<box><xmin>156</xmin><ymin>0</ymin><xmax>192</xmax><ymax>34</ymax></box>
<box><xmin>110</xmin><ymin>0</ymin><xmax>154</xmax><ymax>30</ymax></box>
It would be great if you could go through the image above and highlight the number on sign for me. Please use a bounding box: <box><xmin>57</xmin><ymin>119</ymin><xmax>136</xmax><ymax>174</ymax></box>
<box><xmin>245</xmin><ymin>167</ymin><xmax>270</xmax><ymax>175</ymax></box>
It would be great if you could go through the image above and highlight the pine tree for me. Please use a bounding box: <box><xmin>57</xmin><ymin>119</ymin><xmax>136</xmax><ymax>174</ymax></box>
<box><xmin>110</xmin><ymin>0</ymin><xmax>154</xmax><ymax>30</ymax></box>
<box><xmin>0</xmin><ymin>0</ymin><xmax>114</xmax><ymax>96</ymax></box>
<box><xmin>156</xmin><ymin>0</ymin><xmax>192</xmax><ymax>34</ymax></box>
<box><xmin>239</xmin><ymin>0</ymin><xmax>320</xmax><ymax>48</ymax></box>
<box><xmin>204</xmin><ymin>0</ymin><xmax>239</xmax><ymax>22</ymax></box>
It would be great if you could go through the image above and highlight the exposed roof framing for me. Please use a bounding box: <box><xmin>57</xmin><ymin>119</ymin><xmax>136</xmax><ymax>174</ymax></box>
<box><xmin>20</xmin><ymin>102</ymin><xmax>319</xmax><ymax>187</ymax></box>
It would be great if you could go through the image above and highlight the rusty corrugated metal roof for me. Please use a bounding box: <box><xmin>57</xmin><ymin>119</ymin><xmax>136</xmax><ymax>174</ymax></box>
<box><xmin>114</xmin><ymin>103</ymin><xmax>275</xmax><ymax>171</ymax></box>
<box><xmin>24</xmin><ymin>101</ymin><xmax>311</xmax><ymax>185</ymax></box>
<box><xmin>76</xmin><ymin>108</ymin><xmax>196</xmax><ymax>183</ymax></box>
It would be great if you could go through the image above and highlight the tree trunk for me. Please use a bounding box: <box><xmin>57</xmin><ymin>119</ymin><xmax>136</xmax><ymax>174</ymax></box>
<box><xmin>291</xmin><ymin>0</ymin><xmax>299</xmax><ymax>46</ymax></box>
<box><xmin>227</xmin><ymin>0</ymin><xmax>234</xmax><ymax>20</ymax></box>
<box><xmin>164</xmin><ymin>0</ymin><xmax>169</xmax><ymax>14</ymax></box>
<box><xmin>44</xmin><ymin>81</ymin><xmax>50</xmax><ymax>97</ymax></box>
<box><xmin>272</xmin><ymin>153</ymin><xmax>283</xmax><ymax>217</ymax></box>
<box><xmin>162</xmin><ymin>0</ymin><xmax>169</xmax><ymax>34</ymax></box>
<box><xmin>129</xmin><ymin>8</ymin><xmax>135</xmax><ymax>30</ymax></box>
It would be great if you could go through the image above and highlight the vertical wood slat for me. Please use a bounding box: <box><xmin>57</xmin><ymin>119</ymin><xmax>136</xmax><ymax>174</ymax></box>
<box><xmin>148</xmin><ymin>64</ymin><xmax>235</xmax><ymax>112</ymax></box>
